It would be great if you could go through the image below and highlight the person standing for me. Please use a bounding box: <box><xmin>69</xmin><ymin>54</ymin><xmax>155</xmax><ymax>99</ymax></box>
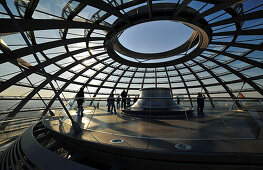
<box><xmin>116</xmin><ymin>95</ymin><xmax>120</xmax><ymax>109</ymax></box>
<box><xmin>75</xmin><ymin>86</ymin><xmax>84</xmax><ymax>116</ymax></box>
<box><xmin>177</xmin><ymin>96</ymin><xmax>180</xmax><ymax>105</ymax></box>
<box><xmin>121</xmin><ymin>90</ymin><xmax>127</xmax><ymax>109</ymax></box>
<box><xmin>197</xmin><ymin>93</ymin><xmax>205</xmax><ymax>116</ymax></box>
<box><xmin>107</xmin><ymin>95</ymin><xmax>111</xmax><ymax>112</ymax></box>
<box><xmin>108</xmin><ymin>93</ymin><xmax>116</xmax><ymax>114</ymax></box>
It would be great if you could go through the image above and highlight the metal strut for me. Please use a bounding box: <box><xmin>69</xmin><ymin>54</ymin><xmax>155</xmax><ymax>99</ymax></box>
<box><xmin>1</xmin><ymin>0</ymin><xmax>81</xmax><ymax>133</ymax></box>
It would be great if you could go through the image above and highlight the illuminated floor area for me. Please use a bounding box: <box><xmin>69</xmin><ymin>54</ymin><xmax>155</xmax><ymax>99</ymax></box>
<box><xmin>47</xmin><ymin>106</ymin><xmax>263</xmax><ymax>153</ymax></box>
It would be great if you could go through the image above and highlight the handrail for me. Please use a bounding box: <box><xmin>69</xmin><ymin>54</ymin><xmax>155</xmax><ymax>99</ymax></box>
<box><xmin>68</xmin><ymin>97</ymin><xmax>263</xmax><ymax>100</ymax></box>
<box><xmin>0</xmin><ymin>107</ymin><xmax>62</xmax><ymax>115</ymax></box>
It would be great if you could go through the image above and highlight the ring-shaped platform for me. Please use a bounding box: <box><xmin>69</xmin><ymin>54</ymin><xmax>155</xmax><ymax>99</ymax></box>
<box><xmin>104</xmin><ymin>4</ymin><xmax>212</xmax><ymax>67</ymax></box>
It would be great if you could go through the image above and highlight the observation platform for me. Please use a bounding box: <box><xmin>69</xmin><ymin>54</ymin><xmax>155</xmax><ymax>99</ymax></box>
<box><xmin>49</xmin><ymin>106</ymin><xmax>263</xmax><ymax>151</ymax></box>
<box><xmin>38</xmin><ymin>106</ymin><xmax>263</xmax><ymax>169</ymax></box>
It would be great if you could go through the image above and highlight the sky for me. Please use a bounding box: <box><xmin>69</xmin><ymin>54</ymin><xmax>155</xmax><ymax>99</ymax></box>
<box><xmin>118</xmin><ymin>20</ymin><xmax>193</xmax><ymax>54</ymax></box>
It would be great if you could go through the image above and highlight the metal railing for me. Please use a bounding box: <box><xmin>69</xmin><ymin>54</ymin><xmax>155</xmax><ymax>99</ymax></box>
<box><xmin>57</xmin><ymin>97</ymin><xmax>263</xmax><ymax>140</ymax></box>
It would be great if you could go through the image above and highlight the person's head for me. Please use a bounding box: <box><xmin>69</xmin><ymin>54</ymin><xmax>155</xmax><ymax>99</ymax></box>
<box><xmin>198</xmin><ymin>93</ymin><xmax>202</xmax><ymax>97</ymax></box>
<box><xmin>110</xmin><ymin>93</ymin><xmax>114</xmax><ymax>97</ymax></box>
<box><xmin>80</xmin><ymin>86</ymin><xmax>84</xmax><ymax>90</ymax></box>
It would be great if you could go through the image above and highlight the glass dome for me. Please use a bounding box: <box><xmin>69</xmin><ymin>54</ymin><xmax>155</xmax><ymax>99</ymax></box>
<box><xmin>0</xmin><ymin>0</ymin><xmax>262</xmax><ymax>169</ymax></box>
<box><xmin>0</xmin><ymin>0</ymin><xmax>262</xmax><ymax>114</ymax></box>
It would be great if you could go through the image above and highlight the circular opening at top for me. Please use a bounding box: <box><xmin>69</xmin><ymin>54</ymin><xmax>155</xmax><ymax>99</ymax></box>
<box><xmin>118</xmin><ymin>20</ymin><xmax>193</xmax><ymax>54</ymax></box>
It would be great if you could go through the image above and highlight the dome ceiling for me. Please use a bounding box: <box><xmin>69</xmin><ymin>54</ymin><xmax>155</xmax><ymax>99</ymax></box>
<box><xmin>0</xmin><ymin>0</ymin><xmax>262</xmax><ymax>117</ymax></box>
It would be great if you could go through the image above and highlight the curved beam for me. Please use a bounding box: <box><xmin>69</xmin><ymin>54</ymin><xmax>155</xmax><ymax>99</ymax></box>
<box><xmin>41</xmin><ymin>56</ymin><xmax>109</xmax><ymax>116</ymax></box>
<box><xmin>63</xmin><ymin>55</ymin><xmax>252</xmax><ymax>86</ymax></box>
<box><xmin>201</xmin><ymin>55</ymin><xmax>263</xmax><ymax>96</ymax></box>
<box><xmin>0</xmin><ymin>19</ymin><xmax>111</xmax><ymax>35</ymax></box>
<box><xmin>127</xmin><ymin>68</ymin><xmax>138</xmax><ymax>94</ymax></box>
<box><xmin>205</xmin><ymin>49</ymin><xmax>263</xmax><ymax>69</ymax></box>
<box><xmin>213</xmin><ymin>29</ymin><xmax>263</xmax><ymax>36</ymax></box>
<box><xmin>147</xmin><ymin>0</ymin><xmax>152</xmax><ymax>20</ymax></box>
<box><xmin>193</xmin><ymin>0</ymin><xmax>246</xmax><ymax>21</ymax></box>
<box><xmin>141</xmin><ymin>68</ymin><xmax>147</xmax><ymax>89</ymax></box>
<box><xmin>94</xmin><ymin>64</ymin><xmax>122</xmax><ymax>97</ymax></box>
<box><xmin>211</xmin><ymin>41</ymin><xmax>263</xmax><ymax>51</ymax></box>
<box><xmin>14</xmin><ymin>0</ymin><xmax>39</xmax><ymax>44</ymax></box>
<box><xmin>183</xmin><ymin>63</ymin><xmax>216</xmax><ymax>108</ymax></box>
<box><xmin>0</xmin><ymin>47</ymin><xmax>99</xmax><ymax>93</ymax></box>
<box><xmin>7</xmin><ymin>73</ymin><xmax>261</xmax><ymax>95</ymax></box>
<box><xmin>192</xmin><ymin>59</ymin><xmax>243</xmax><ymax>108</ymax></box>
<box><xmin>174</xmin><ymin>66</ymin><xmax>193</xmax><ymax>107</ymax></box>
<box><xmin>1</xmin><ymin>52</ymin><xmax>107</xmax><ymax>125</ymax></box>
<box><xmin>209</xmin><ymin>9</ymin><xmax>263</xmax><ymax>27</ymax></box>
<box><xmin>0</xmin><ymin>37</ymin><xmax>104</xmax><ymax>64</ymax></box>
<box><xmin>110</xmin><ymin>66</ymin><xmax>131</xmax><ymax>94</ymax></box>
<box><xmin>83</xmin><ymin>60</ymin><xmax>115</xmax><ymax>87</ymax></box>
<box><xmin>165</xmin><ymin>67</ymin><xmax>173</xmax><ymax>96</ymax></box>
<box><xmin>155</xmin><ymin>68</ymin><xmax>157</xmax><ymax>88</ymax></box>
<box><xmin>60</xmin><ymin>0</ymin><xmax>95</xmax><ymax>39</ymax></box>
<box><xmin>78</xmin><ymin>0</ymin><xmax>130</xmax><ymax>23</ymax></box>
<box><xmin>172</xmin><ymin>0</ymin><xmax>192</xmax><ymax>18</ymax></box>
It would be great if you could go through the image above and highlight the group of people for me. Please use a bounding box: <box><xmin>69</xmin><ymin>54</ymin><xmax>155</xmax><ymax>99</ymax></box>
<box><xmin>76</xmin><ymin>86</ymin><xmax>206</xmax><ymax>116</ymax></box>
<box><xmin>75</xmin><ymin>87</ymin><xmax>139</xmax><ymax>115</ymax></box>
<box><xmin>107</xmin><ymin>90</ymin><xmax>138</xmax><ymax>114</ymax></box>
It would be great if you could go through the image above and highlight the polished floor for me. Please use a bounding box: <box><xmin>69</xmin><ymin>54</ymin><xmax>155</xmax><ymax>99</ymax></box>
<box><xmin>46</xmin><ymin>106</ymin><xmax>263</xmax><ymax>154</ymax></box>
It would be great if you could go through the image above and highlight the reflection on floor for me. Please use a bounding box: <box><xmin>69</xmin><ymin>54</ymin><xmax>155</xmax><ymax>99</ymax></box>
<box><xmin>51</xmin><ymin>106</ymin><xmax>263</xmax><ymax>154</ymax></box>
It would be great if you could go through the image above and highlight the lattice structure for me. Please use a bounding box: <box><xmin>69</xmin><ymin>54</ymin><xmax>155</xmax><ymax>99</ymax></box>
<box><xmin>0</xmin><ymin>1</ymin><xmax>262</xmax><ymax>168</ymax></box>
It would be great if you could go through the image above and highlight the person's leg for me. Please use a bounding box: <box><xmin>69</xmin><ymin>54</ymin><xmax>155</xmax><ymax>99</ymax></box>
<box><xmin>123</xmin><ymin>99</ymin><xmax>126</xmax><ymax>109</ymax></box>
<box><xmin>77</xmin><ymin>100</ymin><xmax>81</xmax><ymax>114</ymax></box>
<box><xmin>200</xmin><ymin>104</ymin><xmax>204</xmax><ymax>115</ymax></box>
<box><xmin>80</xmin><ymin>100</ymin><xmax>84</xmax><ymax>116</ymax></box>
<box><xmin>107</xmin><ymin>102</ymin><xmax>110</xmax><ymax>112</ymax></box>
<box><xmin>113</xmin><ymin>104</ymin><xmax>116</xmax><ymax>114</ymax></box>
<box><xmin>110</xmin><ymin>103</ymin><xmax>113</xmax><ymax>114</ymax></box>
<box><xmin>121</xmin><ymin>99</ymin><xmax>124</xmax><ymax>108</ymax></box>
<box><xmin>76</xmin><ymin>100</ymin><xmax>83</xmax><ymax>116</ymax></box>
<box><xmin>197</xmin><ymin>105</ymin><xmax>200</xmax><ymax>115</ymax></box>
<box><xmin>77</xmin><ymin>100</ymin><xmax>80</xmax><ymax>108</ymax></box>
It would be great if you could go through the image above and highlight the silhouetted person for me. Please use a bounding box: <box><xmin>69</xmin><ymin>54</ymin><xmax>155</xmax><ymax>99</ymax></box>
<box><xmin>177</xmin><ymin>96</ymin><xmax>180</xmax><ymax>105</ymax></box>
<box><xmin>107</xmin><ymin>95</ymin><xmax>111</xmax><ymax>112</ymax></box>
<box><xmin>116</xmin><ymin>95</ymin><xmax>120</xmax><ymax>109</ymax></box>
<box><xmin>121</xmin><ymin>90</ymin><xmax>127</xmax><ymax>109</ymax></box>
<box><xmin>76</xmin><ymin>86</ymin><xmax>84</xmax><ymax>116</ymax></box>
<box><xmin>108</xmin><ymin>93</ymin><xmax>116</xmax><ymax>114</ymax></box>
<box><xmin>197</xmin><ymin>93</ymin><xmax>205</xmax><ymax>116</ymax></box>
